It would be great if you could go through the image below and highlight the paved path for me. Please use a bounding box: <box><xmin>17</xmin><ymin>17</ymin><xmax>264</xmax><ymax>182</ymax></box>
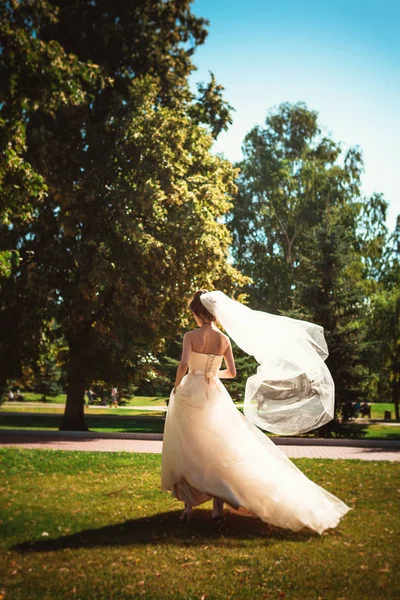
<box><xmin>1</xmin><ymin>432</ymin><xmax>399</xmax><ymax>460</ymax></box>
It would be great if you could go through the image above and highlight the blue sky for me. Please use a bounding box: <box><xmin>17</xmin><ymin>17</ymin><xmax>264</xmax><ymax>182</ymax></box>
<box><xmin>190</xmin><ymin>0</ymin><xmax>400</xmax><ymax>232</ymax></box>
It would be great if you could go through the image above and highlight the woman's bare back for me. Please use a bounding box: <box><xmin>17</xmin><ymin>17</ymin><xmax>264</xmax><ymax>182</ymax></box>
<box><xmin>188</xmin><ymin>326</ymin><xmax>229</xmax><ymax>356</ymax></box>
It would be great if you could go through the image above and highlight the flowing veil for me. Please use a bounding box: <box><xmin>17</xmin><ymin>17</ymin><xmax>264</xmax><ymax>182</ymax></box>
<box><xmin>200</xmin><ymin>291</ymin><xmax>335</xmax><ymax>435</ymax></box>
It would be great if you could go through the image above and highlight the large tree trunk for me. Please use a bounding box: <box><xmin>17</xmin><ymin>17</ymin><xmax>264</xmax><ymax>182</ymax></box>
<box><xmin>393</xmin><ymin>380</ymin><xmax>400</xmax><ymax>421</ymax></box>
<box><xmin>60</xmin><ymin>345</ymin><xmax>88</xmax><ymax>431</ymax></box>
<box><xmin>0</xmin><ymin>357</ymin><xmax>7</xmax><ymax>399</ymax></box>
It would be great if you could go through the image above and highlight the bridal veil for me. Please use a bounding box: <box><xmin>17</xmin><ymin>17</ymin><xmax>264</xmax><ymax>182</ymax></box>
<box><xmin>200</xmin><ymin>291</ymin><xmax>334</xmax><ymax>435</ymax></box>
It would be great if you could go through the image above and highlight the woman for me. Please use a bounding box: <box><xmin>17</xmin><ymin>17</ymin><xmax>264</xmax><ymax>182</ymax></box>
<box><xmin>161</xmin><ymin>290</ymin><xmax>351</xmax><ymax>534</ymax></box>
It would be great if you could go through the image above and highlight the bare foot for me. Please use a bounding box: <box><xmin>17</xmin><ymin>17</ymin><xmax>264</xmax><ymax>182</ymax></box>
<box><xmin>212</xmin><ymin>498</ymin><xmax>224</xmax><ymax>521</ymax></box>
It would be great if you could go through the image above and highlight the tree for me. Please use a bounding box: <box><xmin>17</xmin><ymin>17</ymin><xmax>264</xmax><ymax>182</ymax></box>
<box><xmin>288</xmin><ymin>206</ymin><xmax>371</xmax><ymax>420</ymax></box>
<box><xmin>228</xmin><ymin>102</ymin><xmax>363</xmax><ymax>312</ymax></box>
<box><xmin>229</xmin><ymin>102</ymin><xmax>389</xmax><ymax>419</ymax></box>
<box><xmin>0</xmin><ymin>0</ymin><xmax>108</xmax><ymax>391</ymax></box>
<box><xmin>0</xmin><ymin>0</ymin><xmax>106</xmax><ymax>275</ymax></box>
<box><xmin>364</xmin><ymin>217</ymin><xmax>400</xmax><ymax>418</ymax></box>
<box><xmin>0</xmin><ymin>0</ymin><xmax>247</xmax><ymax>430</ymax></box>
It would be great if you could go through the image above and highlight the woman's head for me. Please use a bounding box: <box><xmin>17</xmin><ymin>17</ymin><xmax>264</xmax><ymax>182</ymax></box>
<box><xmin>189</xmin><ymin>289</ymin><xmax>216</xmax><ymax>324</ymax></box>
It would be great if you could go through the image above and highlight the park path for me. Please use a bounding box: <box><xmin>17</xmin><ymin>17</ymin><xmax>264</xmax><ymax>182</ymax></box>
<box><xmin>0</xmin><ymin>432</ymin><xmax>399</xmax><ymax>460</ymax></box>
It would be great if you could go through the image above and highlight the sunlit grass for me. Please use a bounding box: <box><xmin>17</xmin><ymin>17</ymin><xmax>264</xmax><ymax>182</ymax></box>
<box><xmin>369</xmin><ymin>403</ymin><xmax>397</xmax><ymax>420</ymax></box>
<box><xmin>1</xmin><ymin>412</ymin><xmax>399</xmax><ymax>439</ymax></box>
<box><xmin>4</xmin><ymin>393</ymin><xmax>168</xmax><ymax>406</ymax></box>
<box><xmin>0</xmin><ymin>405</ymin><xmax>166</xmax><ymax>417</ymax></box>
<box><xmin>0</xmin><ymin>449</ymin><xmax>398</xmax><ymax>600</ymax></box>
<box><xmin>4</xmin><ymin>395</ymin><xmax>396</xmax><ymax>419</ymax></box>
<box><xmin>365</xmin><ymin>425</ymin><xmax>400</xmax><ymax>440</ymax></box>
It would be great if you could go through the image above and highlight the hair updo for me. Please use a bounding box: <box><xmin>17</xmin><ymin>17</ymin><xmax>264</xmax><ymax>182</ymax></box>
<box><xmin>189</xmin><ymin>289</ymin><xmax>216</xmax><ymax>323</ymax></box>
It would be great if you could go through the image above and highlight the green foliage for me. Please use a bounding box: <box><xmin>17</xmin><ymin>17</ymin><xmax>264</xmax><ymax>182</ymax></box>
<box><xmin>228</xmin><ymin>102</ymin><xmax>364</xmax><ymax>312</ymax></box>
<box><xmin>0</xmin><ymin>249</ymin><xmax>19</xmax><ymax>278</ymax></box>
<box><xmin>33</xmin><ymin>357</ymin><xmax>62</xmax><ymax>397</ymax></box>
<box><xmin>0</xmin><ymin>0</ymin><xmax>107</xmax><ymax>275</ymax></box>
<box><xmin>223</xmin><ymin>342</ymin><xmax>258</xmax><ymax>401</ymax></box>
<box><xmin>289</xmin><ymin>208</ymin><xmax>371</xmax><ymax>416</ymax></box>
<box><xmin>363</xmin><ymin>218</ymin><xmax>400</xmax><ymax>417</ymax></box>
<box><xmin>136</xmin><ymin>343</ymin><xmax>181</xmax><ymax>397</ymax></box>
<box><xmin>228</xmin><ymin>102</ymin><xmax>394</xmax><ymax>415</ymax></box>
<box><xmin>0</xmin><ymin>0</ymin><xmax>247</xmax><ymax>429</ymax></box>
<box><xmin>34</xmin><ymin>75</ymin><xmax>243</xmax><ymax>384</ymax></box>
<box><xmin>190</xmin><ymin>72</ymin><xmax>234</xmax><ymax>138</ymax></box>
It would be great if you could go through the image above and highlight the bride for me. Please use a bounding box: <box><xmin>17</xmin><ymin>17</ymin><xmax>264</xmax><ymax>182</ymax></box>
<box><xmin>161</xmin><ymin>290</ymin><xmax>351</xmax><ymax>534</ymax></box>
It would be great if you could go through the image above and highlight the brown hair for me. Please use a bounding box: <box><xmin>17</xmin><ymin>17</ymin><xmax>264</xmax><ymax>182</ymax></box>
<box><xmin>189</xmin><ymin>289</ymin><xmax>216</xmax><ymax>323</ymax></box>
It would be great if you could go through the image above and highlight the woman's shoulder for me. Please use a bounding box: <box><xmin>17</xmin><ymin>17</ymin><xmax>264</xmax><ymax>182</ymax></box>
<box><xmin>183</xmin><ymin>330</ymin><xmax>199</xmax><ymax>344</ymax></box>
<box><xmin>184</xmin><ymin>328</ymin><xmax>230</xmax><ymax>346</ymax></box>
<box><xmin>184</xmin><ymin>329</ymin><xmax>197</xmax><ymax>338</ymax></box>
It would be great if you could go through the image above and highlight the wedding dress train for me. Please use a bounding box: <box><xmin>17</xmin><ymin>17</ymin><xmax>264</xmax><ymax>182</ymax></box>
<box><xmin>161</xmin><ymin>351</ymin><xmax>351</xmax><ymax>535</ymax></box>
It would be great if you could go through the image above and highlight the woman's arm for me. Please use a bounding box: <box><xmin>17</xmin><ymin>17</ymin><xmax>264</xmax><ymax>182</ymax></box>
<box><xmin>218</xmin><ymin>340</ymin><xmax>236</xmax><ymax>379</ymax></box>
<box><xmin>173</xmin><ymin>332</ymin><xmax>191</xmax><ymax>391</ymax></box>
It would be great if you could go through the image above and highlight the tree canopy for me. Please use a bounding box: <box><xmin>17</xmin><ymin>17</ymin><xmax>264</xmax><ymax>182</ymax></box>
<box><xmin>228</xmin><ymin>102</ymin><xmax>399</xmax><ymax>420</ymax></box>
<box><xmin>0</xmin><ymin>0</ymin><xmax>246</xmax><ymax>429</ymax></box>
<box><xmin>2</xmin><ymin>4</ymin><xmax>398</xmax><ymax>429</ymax></box>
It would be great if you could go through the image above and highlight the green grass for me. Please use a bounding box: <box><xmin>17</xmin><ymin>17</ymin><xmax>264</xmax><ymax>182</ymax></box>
<box><xmin>369</xmin><ymin>403</ymin><xmax>396</xmax><ymax>419</ymax></box>
<box><xmin>365</xmin><ymin>425</ymin><xmax>400</xmax><ymax>440</ymax></box>
<box><xmin>6</xmin><ymin>393</ymin><xmax>169</xmax><ymax>406</ymax></box>
<box><xmin>9</xmin><ymin>392</ymin><xmax>68</xmax><ymax>403</ymax></box>
<box><xmin>117</xmin><ymin>396</ymin><xmax>168</xmax><ymax>408</ymax></box>
<box><xmin>1</xmin><ymin>411</ymin><xmax>400</xmax><ymax>439</ymax></box>
<box><xmin>6</xmin><ymin>395</ymin><xmax>396</xmax><ymax>416</ymax></box>
<box><xmin>0</xmin><ymin>413</ymin><xmax>165</xmax><ymax>434</ymax></box>
<box><xmin>1</xmin><ymin>405</ymin><xmax>166</xmax><ymax>417</ymax></box>
<box><xmin>0</xmin><ymin>449</ymin><xmax>398</xmax><ymax>600</ymax></box>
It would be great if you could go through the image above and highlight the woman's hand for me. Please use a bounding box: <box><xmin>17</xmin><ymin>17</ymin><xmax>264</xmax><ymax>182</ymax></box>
<box><xmin>218</xmin><ymin>368</ymin><xmax>236</xmax><ymax>379</ymax></box>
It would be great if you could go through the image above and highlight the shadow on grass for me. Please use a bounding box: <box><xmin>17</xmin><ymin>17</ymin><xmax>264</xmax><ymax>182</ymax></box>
<box><xmin>316</xmin><ymin>421</ymin><xmax>369</xmax><ymax>439</ymax></box>
<box><xmin>13</xmin><ymin>510</ymin><xmax>324</xmax><ymax>554</ymax></box>
<box><xmin>0</xmin><ymin>414</ymin><xmax>165</xmax><ymax>434</ymax></box>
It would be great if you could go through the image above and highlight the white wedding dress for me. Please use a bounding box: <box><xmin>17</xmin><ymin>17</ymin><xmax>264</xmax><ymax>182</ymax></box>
<box><xmin>161</xmin><ymin>350</ymin><xmax>351</xmax><ymax>535</ymax></box>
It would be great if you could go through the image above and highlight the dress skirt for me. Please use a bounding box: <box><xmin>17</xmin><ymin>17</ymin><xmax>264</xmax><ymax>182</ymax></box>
<box><xmin>161</xmin><ymin>372</ymin><xmax>351</xmax><ymax>535</ymax></box>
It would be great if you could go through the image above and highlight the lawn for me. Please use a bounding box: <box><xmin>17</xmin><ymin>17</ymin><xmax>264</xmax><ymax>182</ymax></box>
<box><xmin>364</xmin><ymin>425</ymin><xmax>400</xmax><ymax>440</ymax></box>
<box><xmin>368</xmin><ymin>403</ymin><xmax>396</xmax><ymax>419</ymax></box>
<box><xmin>1</xmin><ymin>411</ymin><xmax>400</xmax><ymax>440</ymax></box>
<box><xmin>0</xmin><ymin>413</ymin><xmax>165</xmax><ymax>434</ymax></box>
<box><xmin>5</xmin><ymin>393</ymin><xmax>169</xmax><ymax>407</ymax></box>
<box><xmin>5</xmin><ymin>395</ymin><xmax>396</xmax><ymax>419</ymax></box>
<box><xmin>0</xmin><ymin>405</ymin><xmax>166</xmax><ymax>417</ymax></box>
<box><xmin>0</xmin><ymin>449</ymin><xmax>398</xmax><ymax>600</ymax></box>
